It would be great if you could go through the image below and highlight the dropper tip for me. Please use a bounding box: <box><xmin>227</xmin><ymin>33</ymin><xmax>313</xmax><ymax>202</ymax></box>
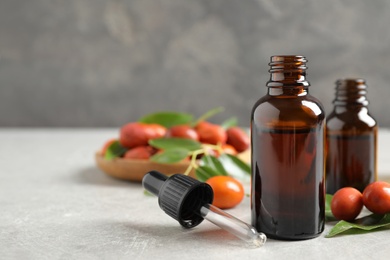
<box><xmin>252</xmin><ymin>232</ymin><xmax>267</xmax><ymax>247</ymax></box>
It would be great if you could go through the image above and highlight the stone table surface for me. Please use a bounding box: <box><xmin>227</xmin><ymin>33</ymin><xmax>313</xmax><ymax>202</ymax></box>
<box><xmin>1</xmin><ymin>128</ymin><xmax>390</xmax><ymax>260</ymax></box>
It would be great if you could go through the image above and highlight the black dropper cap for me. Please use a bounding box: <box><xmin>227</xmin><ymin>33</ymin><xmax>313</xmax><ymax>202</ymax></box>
<box><xmin>142</xmin><ymin>171</ymin><xmax>214</xmax><ymax>229</ymax></box>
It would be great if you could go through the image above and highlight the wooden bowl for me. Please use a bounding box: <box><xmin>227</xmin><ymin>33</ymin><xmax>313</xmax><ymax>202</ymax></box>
<box><xmin>95</xmin><ymin>152</ymin><xmax>196</xmax><ymax>182</ymax></box>
<box><xmin>95</xmin><ymin>150</ymin><xmax>250</xmax><ymax>182</ymax></box>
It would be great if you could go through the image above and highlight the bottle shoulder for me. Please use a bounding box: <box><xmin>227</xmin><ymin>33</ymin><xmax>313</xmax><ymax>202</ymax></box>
<box><xmin>252</xmin><ymin>94</ymin><xmax>325</xmax><ymax>129</ymax></box>
<box><xmin>327</xmin><ymin>108</ymin><xmax>377</xmax><ymax>132</ymax></box>
<box><xmin>252</xmin><ymin>94</ymin><xmax>325</xmax><ymax>114</ymax></box>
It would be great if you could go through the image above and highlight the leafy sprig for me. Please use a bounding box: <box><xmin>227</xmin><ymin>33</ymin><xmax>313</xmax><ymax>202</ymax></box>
<box><xmin>325</xmin><ymin>194</ymin><xmax>390</xmax><ymax>237</ymax></box>
<box><xmin>138</xmin><ymin>112</ymin><xmax>193</xmax><ymax>128</ymax></box>
<box><xmin>148</xmin><ymin>137</ymin><xmax>250</xmax><ymax>181</ymax></box>
<box><xmin>104</xmin><ymin>140</ymin><xmax>127</xmax><ymax>160</ymax></box>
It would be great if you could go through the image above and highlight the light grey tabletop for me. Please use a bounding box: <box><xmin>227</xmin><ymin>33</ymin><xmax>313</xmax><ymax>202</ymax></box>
<box><xmin>1</xmin><ymin>128</ymin><xmax>390</xmax><ymax>260</ymax></box>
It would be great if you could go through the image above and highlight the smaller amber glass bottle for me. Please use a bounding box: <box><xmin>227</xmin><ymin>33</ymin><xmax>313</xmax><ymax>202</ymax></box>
<box><xmin>326</xmin><ymin>78</ymin><xmax>377</xmax><ymax>194</ymax></box>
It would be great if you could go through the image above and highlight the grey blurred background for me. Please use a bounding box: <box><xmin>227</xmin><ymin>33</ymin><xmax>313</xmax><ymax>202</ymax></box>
<box><xmin>1</xmin><ymin>0</ymin><xmax>389</xmax><ymax>127</ymax></box>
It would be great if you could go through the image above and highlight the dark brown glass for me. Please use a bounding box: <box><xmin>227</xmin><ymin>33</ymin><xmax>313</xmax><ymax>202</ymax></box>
<box><xmin>251</xmin><ymin>55</ymin><xmax>325</xmax><ymax>240</ymax></box>
<box><xmin>326</xmin><ymin>79</ymin><xmax>377</xmax><ymax>194</ymax></box>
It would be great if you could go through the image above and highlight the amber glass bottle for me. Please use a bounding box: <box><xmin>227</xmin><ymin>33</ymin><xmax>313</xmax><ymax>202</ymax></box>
<box><xmin>251</xmin><ymin>55</ymin><xmax>325</xmax><ymax>240</ymax></box>
<box><xmin>326</xmin><ymin>79</ymin><xmax>377</xmax><ymax>194</ymax></box>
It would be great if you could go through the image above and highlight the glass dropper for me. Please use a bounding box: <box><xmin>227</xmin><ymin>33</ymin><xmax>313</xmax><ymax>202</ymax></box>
<box><xmin>200</xmin><ymin>204</ymin><xmax>266</xmax><ymax>247</ymax></box>
<box><xmin>142</xmin><ymin>171</ymin><xmax>266</xmax><ymax>247</ymax></box>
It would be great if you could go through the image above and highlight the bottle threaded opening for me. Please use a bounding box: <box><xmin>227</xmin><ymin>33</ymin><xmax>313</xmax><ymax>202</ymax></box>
<box><xmin>336</xmin><ymin>78</ymin><xmax>366</xmax><ymax>88</ymax></box>
<box><xmin>267</xmin><ymin>55</ymin><xmax>309</xmax><ymax>88</ymax></box>
<box><xmin>333</xmin><ymin>78</ymin><xmax>369</xmax><ymax>106</ymax></box>
<box><xmin>269</xmin><ymin>55</ymin><xmax>307</xmax><ymax>72</ymax></box>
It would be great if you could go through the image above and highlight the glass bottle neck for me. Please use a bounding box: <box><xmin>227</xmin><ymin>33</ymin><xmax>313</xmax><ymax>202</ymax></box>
<box><xmin>334</xmin><ymin>105</ymin><xmax>368</xmax><ymax>114</ymax></box>
<box><xmin>332</xmin><ymin>78</ymin><xmax>369</xmax><ymax>108</ymax></box>
<box><xmin>266</xmin><ymin>55</ymin><xmax>310</xmax><ymax>96</ymax></box>
<box><xmin>268</xmin><ymin>86</ymin><xmax>308</xmax><ymax>96</ymax></box>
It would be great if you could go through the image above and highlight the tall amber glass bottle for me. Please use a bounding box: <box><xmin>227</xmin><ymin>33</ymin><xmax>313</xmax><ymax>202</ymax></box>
<box><xmin>326</xmin><ymin>79</ymin><xmax>377</xmax><ymax>194</ymax></box>
<box><xmin>251</xmin><ymin>55</ymin><xmax>325</xmax><ymax>240</ymax></box>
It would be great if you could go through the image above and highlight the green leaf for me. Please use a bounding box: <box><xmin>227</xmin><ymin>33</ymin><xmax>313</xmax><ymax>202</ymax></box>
<box><xmin>218</xmin><ymin>153</ymin><xmax>251</xmax><ymax>180</ymax></box>
<box><xmin>325</xmin><ymin>194</ymin><xmax>337</xmax><ymax>220</ymax></box>
<box><xmin>150</xmin><ymin>148</ymin><xmax>189</xmax><ymax>163</ymax></box>
<box><xmin>104</xmin><ymin>140</ymin><xmax>128</xmax><ymax>159</ymax></box>
<box><xmin>199</xmin><ymin>155</ymin><xmax>228</xmax><ymax>176</ymax></box>
<box><xmin>326</xmin><ymin>214</ymin><xmax>390</xmax><ymax>238</ymax></box>
<box><xmin>149</xmin><ymin>137</ymin><xmax>202</xmax><ymax>151</ymax></box>
<box><xmin>195</xmin><ymin>166</ymin><xmax>222</xmax><ymax>182</ymax></box>
<box><xmin>138</xmin><ymin>112</ymin><xmax>193</xmax><ymax>128</ymax></box>
<box><xmin>220</xmin><ymin>117</ymin><xmax>238</xmax><ymax>129</ymax></box>
<box><xmin>192</xmin><ymin>107</ymin><xmax>224</xmax><ymax>127</ymax></box>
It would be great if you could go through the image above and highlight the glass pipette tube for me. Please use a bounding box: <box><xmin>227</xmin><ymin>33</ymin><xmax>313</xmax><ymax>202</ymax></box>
<box><xmin>142</xmin><ymin>171</ymin><xmax>266</xmax><ymax>248</ymax></box>
<box><xmin>199</xmin><ymin>204</ymin><xmax>266</xmax><ymax>247</ymax></box>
